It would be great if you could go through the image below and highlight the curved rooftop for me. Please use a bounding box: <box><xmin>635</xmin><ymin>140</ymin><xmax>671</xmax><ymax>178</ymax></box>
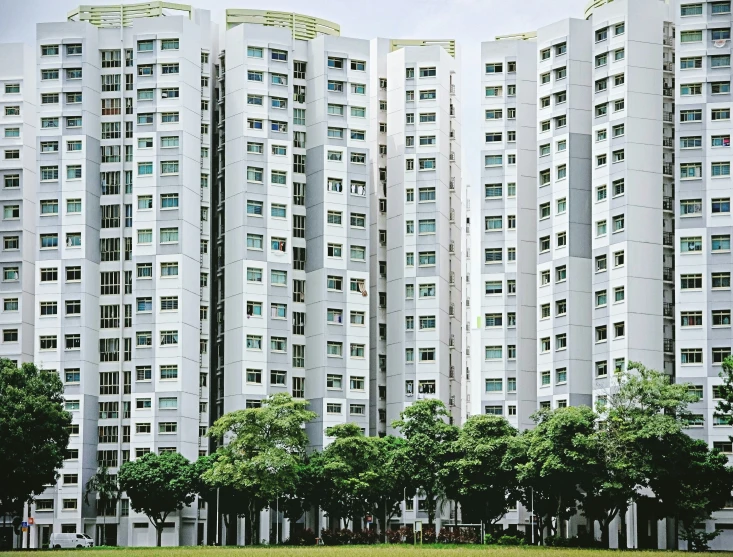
<box><xmin>225</xmin><ymin>9</ymin><xmax>340</xmax><ymax>39</ymax></box>
<box><xmin>68</xmin><ymin>2</ymin><xmax>192</xmax><ymax>27</ymax></box>
<box><xmin>584</xmin><ymin>0</ymin><xmax>617</xmax><ymax>19</ymax></box>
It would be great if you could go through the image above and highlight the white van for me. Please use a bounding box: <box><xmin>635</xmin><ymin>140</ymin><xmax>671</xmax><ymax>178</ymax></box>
<box><xmin>49</xmin><ymin>533</ymin><xmax>94</xmax><ymax>548</ymax></box>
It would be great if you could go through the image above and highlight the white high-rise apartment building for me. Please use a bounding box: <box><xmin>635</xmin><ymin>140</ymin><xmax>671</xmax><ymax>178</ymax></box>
<box><xmin>12</xmin><ymin>0</ymin><xmax>733</xmax><ymax>550</ymax></box>
<box><xmin>472</xmin><ymin>0</ymin><xmax>733</xmax><ymax>549</ymax></box>
<box><xmin>0</xmin><ymin>44</ymin><xmax>36</xmax><ymax>366</ymax></box>
<box><xmin>369</xmin><ymin>38</ymin><xmax>462</xmax><ymax>435</ymax></box>
<box><xmin>218</xmin><ymin>10</ymin><xmax>372</xmax><ymax>457</ymax></box>
<box><xmin>470</xmin><ymin>38</ymin><xmax>537</xmax><ymax>432</ymax></box>
<box><xmin>18</xmin><ymin>3</ymin><xmax>218</xmax><ymax>547</ymax></box>
<box><xmin>214</xmin><ymin>11</ymin><xmax>462</xmax><ymax>540</ymax></box>
<box><xmin>675</xmin><ymin>0</ymin><xmax>733</xmax><ymax>548</ymax></box>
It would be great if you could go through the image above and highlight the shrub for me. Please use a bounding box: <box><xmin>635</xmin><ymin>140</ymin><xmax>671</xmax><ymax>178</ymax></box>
<box><xmin>497</xmin><ymin>534</ymin><xmax>525</xmax><ymax>546</ymax></box>
<box><xmin>284</xmin><ymin>528</ymin><xmax>317</xmax><ymax>546</ymax></box>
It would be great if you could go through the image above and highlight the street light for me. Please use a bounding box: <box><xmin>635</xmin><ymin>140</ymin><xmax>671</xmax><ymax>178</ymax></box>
<box><xmin>530</xmin><ymin>487</ymin><xmax>534</xmax><ymax>545</ymax></box>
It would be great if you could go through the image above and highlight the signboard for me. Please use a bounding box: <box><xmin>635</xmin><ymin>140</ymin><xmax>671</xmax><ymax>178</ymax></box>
<box><xmin>414</xmin><ymin>520</ymin><xmax>422</xmax><ymax>532</ymax></box>
<box><xmin>28</xmin><ymin>518</ymin><xmax>34</xmax><ymax>525</ymax></box>
<box><xmin>20</xmin><ymin>522</ymin><xmax>27</xmax><ymax>528</ymax></box>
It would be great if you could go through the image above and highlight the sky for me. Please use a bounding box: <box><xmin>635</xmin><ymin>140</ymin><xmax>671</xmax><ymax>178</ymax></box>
<box><xmin>0</xmin><ymin>0</ymin><xmax>588</xmax><ymax>186</ymax></box>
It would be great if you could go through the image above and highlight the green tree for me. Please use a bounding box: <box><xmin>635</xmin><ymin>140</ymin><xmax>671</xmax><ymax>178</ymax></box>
<box><xmin>392</xmin><ymin>399</ymin><xmax>458</xmax><ymax>530</ymax></box>
<box><xmin>118</xmin><ymin>452</ymin><xmax>197</xmax><ymax>546</ymax></box>
<box><xmin>369</xmin><ymin>435</ymin><xmax>410</xmax><ymax>539</ymax></box>
<box><xmin>203</xmin><ymin>393</ymin><xmax>316</xmax><ymax>544</ymax></box>
<box><xmin>583</xmin><ymin>361</ymin><xmax>698</xmax><ymax>548</ymax></box>
<box><xmin>443</xmin><ymin>415</ymin><xmax>518</xmax><ymax>528</ymax></box>
<box><xmin>716</xmin><ymin>356</ymin><xmax>733</xmax><ymax>423</ymax></box>
<box><xmin>648</xmin><ymin>432</ymin><xmax>733</xmax><ymax>551</ymax></box>
<box><xmin>314</xmin><ymin>423</ymin><xmax>378</xmax><ymax>529</ymax></box>
<box><xmin>511</xmin><ymin>406</ymin><xmax>598</xmax><ymax>544</ymax></box>
<box><xmin>0</xmin><ymin>360</ymin><xmax>70</xmax><ymax>518</ymax></box>
<box><xmin>83</xmin><ymin>467</ymin><xmax>119</xmax><ymax>545</ymax></box>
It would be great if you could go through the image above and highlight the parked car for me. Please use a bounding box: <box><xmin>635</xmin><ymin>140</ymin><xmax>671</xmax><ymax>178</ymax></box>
<box><xmin>49</xmin><ymin>533</ymin><xmax>94</xmax><ymax>548</ymax></box>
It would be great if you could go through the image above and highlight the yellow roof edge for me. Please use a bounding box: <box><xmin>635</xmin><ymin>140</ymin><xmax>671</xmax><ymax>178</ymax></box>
<box><xmin>225</xmin><ymin>9</ymin><xmax>340</xmax><ymax>39</ymax></box>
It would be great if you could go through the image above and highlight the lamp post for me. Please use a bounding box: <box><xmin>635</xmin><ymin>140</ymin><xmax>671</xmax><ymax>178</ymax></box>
<box><xmin>530</xmin><ymin>487</ymin><xmax>534</xmax><ymax>545</ymax></box>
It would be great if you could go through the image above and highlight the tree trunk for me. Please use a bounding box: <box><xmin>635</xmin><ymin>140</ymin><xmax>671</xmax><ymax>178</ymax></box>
<box><xmin>156</xmin><ymin>525</ymin><xmax>162</xmax><ymax>547</ymax></box>
<box><xmin>600</xmin><ymin>518</ymin><xmax>610</xmax><ymax>549</ymax></box>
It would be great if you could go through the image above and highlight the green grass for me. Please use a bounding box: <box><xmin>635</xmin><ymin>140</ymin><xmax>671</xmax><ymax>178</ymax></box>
<box><xmin>5</xmin><ymin>547</ymin><xmax>733</xmax><ymax>556</ymax></box>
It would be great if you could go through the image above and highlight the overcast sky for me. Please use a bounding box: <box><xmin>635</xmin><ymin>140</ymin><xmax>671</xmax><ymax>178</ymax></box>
<box><xmin>0</xmin><ymin>0</ymin><xmax>588</xmax><ymax>186</ymax></box>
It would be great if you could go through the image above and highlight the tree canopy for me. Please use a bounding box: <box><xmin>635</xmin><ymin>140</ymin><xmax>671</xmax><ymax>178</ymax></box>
<box><xmin>0</xmin><ymin>360</ymin><xmax>70</xmax><ymax>516</ymax></box>
<box><xmin>118</xmin><ymin>452</ymin><xmax>197</xmax><ymax>546</ymax></box>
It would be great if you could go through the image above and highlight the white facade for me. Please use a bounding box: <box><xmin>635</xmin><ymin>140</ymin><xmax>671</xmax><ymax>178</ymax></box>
<box><xmin>470</xmin><ymin>38</ymin><xmax>537</xmax><ymax>431</ymax></box>
<box><xmin>471</xmin><ymin>0</ymin><xmax>733</xmax><ymax>549</ymax></box>
<box><xmin>368</xmin><ymin>39</ymin><xmax>462</xmax><ymax>434</ymax></box>
<box><xmin>19</xmin><ymin>4</ymin><xmax>217</xmax><ymax>548</ymax></box>
<box><xmin>0</xmin><ymin>43</ymin><xmax>36</xmax><ymax>366</ymax></box>
<box><xmin>7</xmin><ymin>0</ymin><xmax>733</xmax><ymax>549</ymax></box>
<box><xmin>674</xmin><ymin>0</ymin><xmax>733</xmax><ymax>548</ymax></box>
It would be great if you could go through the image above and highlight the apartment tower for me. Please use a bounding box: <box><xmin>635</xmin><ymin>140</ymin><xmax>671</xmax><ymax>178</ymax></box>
<box><xmin>0</xmin><ymin>43</ymin><xmax>37</xmax><ymax>366</ymax></box>
<box><xmin>25</xmin><ymin>2</ymin><xmax>217</xmax><ymax>547</ymax></box>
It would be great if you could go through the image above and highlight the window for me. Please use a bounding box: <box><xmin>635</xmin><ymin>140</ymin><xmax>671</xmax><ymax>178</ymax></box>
<box><xmin>680</xmin><ymin>110</ymin><xmax>702</xmax><ymax>123</ymax></box>
<box><xmin>713</xmin><ymin>272</ymin><xmax>731</xmax><ymax>289</ymax></box>
<box><xmin>681</xmin><ymin>236</ymin><xmax>703</xmax><ymax>253</ymax></box>
<box><xmin>681</xmin><ymin>349</ymin><xmax>703</xmax><ymax>364</ymax></box>
<box><xmin>713</xmin><ymin>310</ymin><xmax>732</xmax><ymax>327</ymax></box>
<box><xmin>712</xmin><ymin>82</ymin><xmax>731</xmax><ymax>94</ymax></box>
<box><xmin>596</xmin><ymin>255</ymin><xmax>607</xmax><ymax>272</ymax></box>
<box><xmin>713</xmin><ymin>234</ymin><xmax>731</xmax><ymax>251</ymax></box>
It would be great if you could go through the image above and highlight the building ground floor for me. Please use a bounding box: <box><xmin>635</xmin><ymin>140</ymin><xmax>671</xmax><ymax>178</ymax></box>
<box><xmin>5</xmin><ymin>500</ymin><xmax>733</xmax><ymax>549</ymax></box>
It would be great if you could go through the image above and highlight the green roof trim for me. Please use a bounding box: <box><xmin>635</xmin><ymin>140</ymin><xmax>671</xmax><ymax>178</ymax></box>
<box><xmin>226</xmin><ymin>9</ymin><xmax>340</xmax><ymax>39</ymax></box>
<box><xmin>68</xmin><ymin>2</ymin><xmax>192</xmax><ymax>27</ymax></box>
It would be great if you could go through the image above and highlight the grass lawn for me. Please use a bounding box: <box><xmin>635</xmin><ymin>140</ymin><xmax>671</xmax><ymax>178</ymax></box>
<box><xmin>5</xmin><ymin>547</ymin><xmax>733</xmax><ymax>556</ymax></box>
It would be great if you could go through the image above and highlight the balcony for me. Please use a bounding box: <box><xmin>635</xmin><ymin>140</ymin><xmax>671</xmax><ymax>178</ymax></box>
<box><xmin>449</xmin><ymin>271</ymin><xmax>455</xmax><ymax>284</ymax></box>
<box><xmin>449</xmin><ymin>334</ymin><xmax>455</xmax><ymax>347</ymax></box>
<box><xmin>663</xmin><ymin>164</ymin><xmax>673</xmax><ymax>176</ymax></box>
<box><xmin>663</xmin><ymin>267</ymin><xmax>674</xmax><ymax>282</ymax></box>
<box><xmin>663</xmin><ymin>87</ymin><xmax>673</xmax><ymax>97</ymax></box>
<box><xmin>663</xmin><ymin>137</ymin><xmax>674</xmax><ymax>148</ymax></box>
<box><xmin>449</xmin><ymin>209</ymin><xmax>455</xmax><ymax>222</ymax></box>
<box><xmin>449</xmin><ymin>241</ymin><xmax>455</xmax><ymax>253</ymax></box>
<box><xmin>663</xmin><ymin>111</ymin><xmax>674</xmax><ymax>123</ymax></box>
<box><xmin>663</xmin><ymin>339</ymin><xmax>674</xmax><ymax>354</ymax></box>
<box><xmin>449</xmin><ymin>178</ymin><xmax>456</xmax><ymax>190</ymax></box>
<box><xmin>663</xmin><ymin>61</ymin><xmax>674</xmax><ymax>72</ymax></box>
<box><xmin>663</xmin><ymin>232</ymin><xmax>674</xmax><ymax>246</ymax></box>
<box><xmin>450</xmin><ymin>84</ymin><xmax>456</xmax><ymax>95</ymax></box>
<box><xmin>663</xmin><ymin>37</ymin><xmax>674</xmax><ymax>46</ymax></box>
<box><xmin>449</xmin><ymin>303</ymin><xmax>455</xmax><ymax>316</ymax></box>
<box><xmin>663</xmin><ymin>303</ymin><xmax>674</xmax><ymax>318</ymax></box>
<box><xmin>449</xmin><ymin>366</ymin><xmax>455</xmax><ymax>378</ymax></box>
<box><xmin>663</xmin><ymin>196</ymin><xmax>674</xmax><ymax>211</ymax></box>
<box><xmin>449</xmin><ymin>152</ymin><xmax>456</xmax><ymax>161</ymax></box>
